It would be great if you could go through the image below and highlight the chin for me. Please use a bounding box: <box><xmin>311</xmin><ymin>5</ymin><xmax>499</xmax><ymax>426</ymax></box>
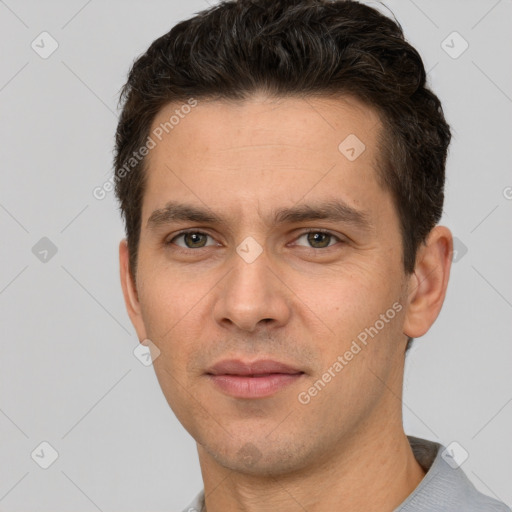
<box><xmin>204</xmin><ymin>437</ymin><xmax>311</xmax><ymax>477</ymax></box>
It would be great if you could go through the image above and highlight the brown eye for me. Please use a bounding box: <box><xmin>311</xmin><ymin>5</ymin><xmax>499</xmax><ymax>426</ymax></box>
<box><xmin>295</xmin><ymin>231</ymin><xmax>340</xmax><ymax>249</ymax></box>
<box><xmin>307</xmin><ymin>232</ymin><xmax>331</xmax><ymax>248</ymax></box>
<box><xmin>169</xmin><ymin>231</ymin><xmax>213</xmax><ymax>249</ymax></box>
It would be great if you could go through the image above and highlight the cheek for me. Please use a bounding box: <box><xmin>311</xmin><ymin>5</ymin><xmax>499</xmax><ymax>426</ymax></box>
<box><xmin>137</xmin><ymin>275</ymin><xmax>199</xmax><ymax>411</ymax></box>
<box><xmin>138</xmin><ymin>256</ymin><xmax>196</xmax><ymax>329</ymax></box>
<box><xmin>301</xmin><ymin>264</ymin><xmax>402</xmax><ymax>352</ymax></box>
<box><xmin>309</xmin><ymin>265</ymin><xmax>375</xmax><ymax>313</ymax></box>
<box><xmin>137</xmin><ymin>266</ymin><xmax>212</xmax><ymax>366</ymax></box>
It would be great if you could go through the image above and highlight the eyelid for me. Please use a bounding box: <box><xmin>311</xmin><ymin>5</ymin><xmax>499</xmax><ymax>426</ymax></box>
<box><xmin>291</xmin><ymin>228</ymin><xmax>344</xmax><ymax>247</ymax></box>
<box><xmin>166</xmin><ymin>229</ymin><xmax>218</xmax><ymax>247</ymax></box>
<box><xmin>166</xmin><ymin>228</ymin><xmax>345</xmax><ymax>249</ymax></box>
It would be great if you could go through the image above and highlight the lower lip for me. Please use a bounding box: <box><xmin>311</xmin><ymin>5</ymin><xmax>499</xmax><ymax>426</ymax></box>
<box><xmin>207</xmin><ymin>373</ymin><xmax>304</xmax><ymax>398</ymax></box>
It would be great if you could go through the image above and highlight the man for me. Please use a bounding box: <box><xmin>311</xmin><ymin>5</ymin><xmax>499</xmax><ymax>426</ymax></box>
<box><xmin>114</xmin><ymin>1</ymin><xmax>510</xmax><ymax>511</ymax></box>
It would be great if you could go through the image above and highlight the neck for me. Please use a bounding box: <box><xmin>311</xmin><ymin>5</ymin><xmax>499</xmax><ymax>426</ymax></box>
<box><xmin>197</xmin><ymin>425</ymin><xmax>425</xmax><ymax>512</ymax></box>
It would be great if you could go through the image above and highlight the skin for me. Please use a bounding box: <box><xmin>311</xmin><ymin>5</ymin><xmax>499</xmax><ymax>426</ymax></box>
<box><xmin>119</xmin><ymin>93</ymin><xmax>453</xmax><ymax>512</ymax></box>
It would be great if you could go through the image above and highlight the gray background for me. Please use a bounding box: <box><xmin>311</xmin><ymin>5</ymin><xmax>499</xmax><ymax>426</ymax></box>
<box><xmin>0</xmin><ymin>0</ymin><xmax>511</xmax><ymax>510</ymax></box>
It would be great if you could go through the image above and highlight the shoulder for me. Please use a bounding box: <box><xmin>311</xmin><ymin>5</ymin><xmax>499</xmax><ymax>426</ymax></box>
<box><xmin>180</xmin><ymin>489</ymin><xmax>205</xmax><ymax>512</ymax></box>
<box><xmin>397</xmin><ymin>436</ymin><xmax>510</xmax><ymax>512</ymax></box>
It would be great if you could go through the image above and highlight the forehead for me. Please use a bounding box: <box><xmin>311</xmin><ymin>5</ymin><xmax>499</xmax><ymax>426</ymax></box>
<box><xmin>141</xmin><ymin>94</ymin><xmax>388</xmax><ymax>228</ymax></box>
<box><xmin>147</xmin><ymin>93</ymin><xmax>381</xmax><ymax>163</ymax></box>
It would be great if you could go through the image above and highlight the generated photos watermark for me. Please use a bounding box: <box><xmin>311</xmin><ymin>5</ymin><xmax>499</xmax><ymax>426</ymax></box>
<box><xmin>297</xmin><ymin>301</ymin><xmax>403</xmax><ymax>405</ymax></box>
<box><xmin>93</xmin><ymin>98</ymin><xmax>198</xmax><ymax>200</ymax></box>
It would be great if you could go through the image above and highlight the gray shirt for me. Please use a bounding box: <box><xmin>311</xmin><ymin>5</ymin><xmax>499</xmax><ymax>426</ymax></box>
<box><xmin>181</xmin><ymin>436</ymin><xmax>510</xmax><ymax>511</ymax></box>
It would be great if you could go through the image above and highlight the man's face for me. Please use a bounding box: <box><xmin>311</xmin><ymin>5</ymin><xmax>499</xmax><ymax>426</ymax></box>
<box><xmin>122</xmin><ymin>94</ymin><xmax>412</xmax><ymax>474</ymax></box>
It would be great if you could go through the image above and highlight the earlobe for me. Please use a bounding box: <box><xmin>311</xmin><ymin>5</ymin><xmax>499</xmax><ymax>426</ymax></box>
<box><xmin>403</xmin><ymin>226</ymin><xmax>453</xmax><ymax>339</ymax></box>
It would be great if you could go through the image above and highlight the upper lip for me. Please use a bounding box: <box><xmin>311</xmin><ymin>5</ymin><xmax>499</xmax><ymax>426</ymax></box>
<box><xmin>206</xmin><ymin>359</ymin><xmax>304</xmax><ymax>376</ymax></box>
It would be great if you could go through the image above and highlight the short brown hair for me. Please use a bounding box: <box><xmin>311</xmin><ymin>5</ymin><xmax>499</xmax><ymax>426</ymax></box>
<box><xmin>114</xmin><ymin>0</ymin><xmax>451</xmax><ymax>287</ymax></box>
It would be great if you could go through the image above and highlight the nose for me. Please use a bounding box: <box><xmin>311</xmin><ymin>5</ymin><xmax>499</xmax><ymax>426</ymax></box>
<box><xmin>213</xmin><ymin>245</ymin><xmax>292</xmax><ymax>333</ymax></box>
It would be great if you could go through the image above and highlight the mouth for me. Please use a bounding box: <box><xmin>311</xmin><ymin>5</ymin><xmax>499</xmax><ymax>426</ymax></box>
<box><xmin>205</xmin><ymin>359</ymin><xmax>305</xmax><ymax>399</ymax></box>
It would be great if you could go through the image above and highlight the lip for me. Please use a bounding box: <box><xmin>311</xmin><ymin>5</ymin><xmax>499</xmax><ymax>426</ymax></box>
<box><xmin>205</xmin><ymin>359</ymin><xmax>305</xmax><ymax>399</ymax></box>
<box><xmin>206</xmin><ymin>358</ymin><xmax>303</xmax><ymax>376</ymax></box>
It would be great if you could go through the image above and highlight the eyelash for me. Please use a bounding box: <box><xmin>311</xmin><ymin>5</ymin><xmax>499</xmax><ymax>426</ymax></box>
<box><xmin>165</xmin><ymin>228</ymin><xmax>343</xmax><ymax>251</ymax></box>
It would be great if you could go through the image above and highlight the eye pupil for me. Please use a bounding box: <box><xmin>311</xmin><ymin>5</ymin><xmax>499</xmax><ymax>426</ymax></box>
<box><xmin>307</xmin><ymin>232</ymin><xmax>330</xmax><ymax>248</ymax></box>
<box><xmin>185</xmin><ymin>232</ymin><xmax>207</xmax><ymax>248</ymax></box>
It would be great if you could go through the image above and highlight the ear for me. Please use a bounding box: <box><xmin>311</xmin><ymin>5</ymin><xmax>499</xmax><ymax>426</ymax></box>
<box><xmin>403</xmin><ymin>226</ymin><xmax>453</xmax><ymax>338</ymax></box>
<box><xmin>119</xmin><ymin>239</ymin><xmax>147</xmax><ymax>342</ymax></box>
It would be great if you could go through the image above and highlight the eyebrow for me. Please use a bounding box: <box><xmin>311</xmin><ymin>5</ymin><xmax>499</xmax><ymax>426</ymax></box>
<box><xmin>146</xmin><ymin>199</ymin><xmax>373</xmax><ymax>232</ymax></box>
